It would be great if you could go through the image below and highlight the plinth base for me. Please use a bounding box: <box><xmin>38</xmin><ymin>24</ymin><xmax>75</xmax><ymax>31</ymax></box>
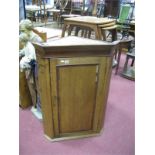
<box><xmin>44</xmin><ymin>132</ymin><xmax>101</xmax><ymax>142</ymax></box>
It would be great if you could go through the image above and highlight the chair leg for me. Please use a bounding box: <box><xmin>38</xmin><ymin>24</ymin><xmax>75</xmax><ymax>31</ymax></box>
<box><xmin>81</xmin><ymin>29</ymin><xmax>84</xmax><ymax>37</ymax></box>
<box><xmin>84</xmin><ymin>30</ymin><xmax>87</xmax><ymax>38</ymax></box>
<box><xmin>114</xmin><ymin>49</ymin><xmax>118</xmax><ymax>59</ymax></box>
<box><xmin>75</xmin><ymin>27</ymin><xmax>80</xmax><ymax>36</ymax></box>
<box><xmin>131</xmin><ymin>58</ymin><xmax>135</xmax><ymax>66</ymax></box>
<box><xmin>115</xmin><ymin>48</ymin><xmax>121</xmax><ymax>75</ymax></box>
<box><xmin>123</xmin><ymin>55</ymin><xmax>130</xmax><ymax>72</ymax></box>
<box><xmin>106</xmin><ymin>32</ymin><xmax>111</xmax><ymax>39</ymax></box>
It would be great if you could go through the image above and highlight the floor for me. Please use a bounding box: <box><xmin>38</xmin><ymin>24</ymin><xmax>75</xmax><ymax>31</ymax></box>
<box><xmin>20</xmin><ymin>21</ymin><xmax>135</xmax><ymax>155</ymax></box>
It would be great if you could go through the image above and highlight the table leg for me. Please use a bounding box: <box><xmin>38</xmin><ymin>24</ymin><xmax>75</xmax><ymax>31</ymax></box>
<box><xmin>95</xmin><ymin>26</ymin><xmax>104</xmax><ymax>40</ymax></box>
<box><xmin>61</xmin><ymin>23</ymin><xmax>67</xmax><ymax>37</ymax></box>
<box><xmin>111</xmin><ymin>29</ymin><xmax>117</xmax><ymax>41</ymax></box>
<box><xmin>95</xmin><ymin>27</ymin><xmax>102</xmax><ymax>40</ymax></box>
<box><xmin>101</xmin><ymin>29</ymin><xmax>106</xmax><ymax>41</ymax></box>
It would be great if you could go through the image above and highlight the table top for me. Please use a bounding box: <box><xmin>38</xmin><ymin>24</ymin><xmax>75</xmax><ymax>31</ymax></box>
<box><xmin>25</xmin><ymin>5</ymin><xmax>53</xmax><ymax>11</ymax></box>
<box><xmin>64</xmin><ymin>16</ymin><xmax>116</xmax><ymax>25</ymax></box>
<box><xmin>25</xmin><ymin>5</ymin><xmax>40</xmax><ymax>11</ymax></box>
<box><xmin>34</xmin><ymin>27</ymin><xmax>62</xmax><ymax>40</ymax></box>
<box><xmin>62</xmin><ymin>14</ymin><xmax>81</xmax><ymax>18</ymax></box>
<box><xmin>47</xmin><ymin>9</ymin><xmax>61</xmax><ymax>12</ymax></box>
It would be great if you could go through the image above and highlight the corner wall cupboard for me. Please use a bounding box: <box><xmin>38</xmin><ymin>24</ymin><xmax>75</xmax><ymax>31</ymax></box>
<box><xmin>34</xmin><ymin>36</ymin><xmax>118</xmax><ymax>141</ymax></box>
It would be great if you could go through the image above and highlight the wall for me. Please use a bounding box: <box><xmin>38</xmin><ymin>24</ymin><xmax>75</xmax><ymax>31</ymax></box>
<box><xmin>19</xmin><ymin>0</ymin><xmax>26</xmax><ymax>21</ymax></box>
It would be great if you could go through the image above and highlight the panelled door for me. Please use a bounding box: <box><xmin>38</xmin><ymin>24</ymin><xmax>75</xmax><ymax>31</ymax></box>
<box><xmin>50</xmin><ymin>57</ymin><xmax>110</xmax><ymax>137</ymax></box>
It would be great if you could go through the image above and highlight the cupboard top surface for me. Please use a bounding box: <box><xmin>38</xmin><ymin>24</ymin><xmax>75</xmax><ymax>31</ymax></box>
<box><xmin>36</xmin><ymin>36</ymin><xmax>118</xmax><ymax>47</ymax></box>
<box><xmin>34</xmin><ymin>36</ymin><xmax>118</xmax><ymax>58</ymax></box>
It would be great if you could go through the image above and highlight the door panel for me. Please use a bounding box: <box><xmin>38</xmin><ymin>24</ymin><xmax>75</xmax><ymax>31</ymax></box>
<box><xmin>57</xmin><ymin>65</ymin><xmax>98</xmax><ymax>134</ymax></box>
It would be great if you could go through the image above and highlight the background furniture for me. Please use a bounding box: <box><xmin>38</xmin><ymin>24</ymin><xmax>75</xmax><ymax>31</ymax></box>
<box><xmin>58</xmin><ymin>0</ymin><xmax>82</xmax><ymax>26</ymax></box>
<box><xmin>104</xmin><ymin>0</ymin><xmax>120</xmax><ymax>17</ymax></box>
<box><xmin>102</xmin><ymin>2</ymin><xmax>134</xmax><ymax>41</ymax></box>
<box><xmin>19</xmin><ymin>27</ymin><xmax>61</xmax><ymax>109</ymax></box>
<box><xmin>96</xmin><ymin>0</ymin><xmax>105</xmax><ymax>17</ymax></box>
<box><xmin>33</xmin><ymin>36</ymin><xmax>118</xmax><ymax>141</ymax></box>
<box><xmin>47</xmin><ymin>0</ymin><xmax>69</xmax><ymax>25</ymax></box>
<box><xmin>25</xmin><ymin>0</ymin><xmax>54</xmax><ymax>25</ymax></box>
<box><xmin>115</xmin><ymin>36</ymin><xmax>133</xmax><ymax>74</ymax></box>
<box><xmin>19</xmin><ymin>71</ymin><xmax>33</xmax><ymax>109</ymax></box>
<box><xmin>61</xmin><ymin>16</ymin><xmax>116</xmax><ymax>40</ymax></box>
<box><xmin>121</xmin><ymin>48</ymin><xmax>135</xmax><ymax>80</ymax></box>
<box><xmin>128</xmin><ymin>20</ymin><xmax>135</xmax><ymax>37</ymax></box>
<box><xmin>33</xmin><ymin>27</ymin><xmax>62</xmax><ymax>40</ymax></box>
<box><xmin>25</xmin><ymin>5</ymin><xmax>40</xmax><ymax>22</ymax></box>
<box><xmin>115</xmin><ymin>3</ymin><xmax>132</xmax><ymax>38</ymax></box>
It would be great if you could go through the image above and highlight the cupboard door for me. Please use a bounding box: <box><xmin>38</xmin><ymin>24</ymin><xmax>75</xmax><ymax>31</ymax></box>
<box><xmin>50</xmin><ymin>57</ymin><xmax>110</xmax><ymax>137</ymax></box>
<box><xmin>58</xmin><ymin>64</ymin><xmax>98</xmax><ymax>134</ymax></box>
<box><xmin>50</xmin><ymin>57</ymin><xmax>112</xmax><ymax>137</ymax></box>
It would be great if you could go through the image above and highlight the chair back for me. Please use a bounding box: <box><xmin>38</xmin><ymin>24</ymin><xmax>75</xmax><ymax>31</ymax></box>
<box><xmin>118</xmin><ymin>4</ymin><xmax>131</xmax><ymax>23</ymax></box>
<box><xmin>70</xmin><ymin>0</ymin><xmax>83</xmax><ymax>14</ymax></box>
<box><xmin>83</xmin><ymin>0</ymin><xmax>94</xmax><ymax>16</ymax></box>
<box><xmin>60</xmin><ymin>0</ymin><xmax>69</xmax><ymax>10</ymax></box>
<box><xmin>96</xmin><ymin>0</ymin><xmax>105</xmax><ymax>17</ymax></box>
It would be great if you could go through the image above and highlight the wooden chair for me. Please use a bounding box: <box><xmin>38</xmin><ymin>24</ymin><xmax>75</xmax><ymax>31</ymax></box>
<box><xmin>47</xmin><ymin>0</ymin><xmax>68</xmax><ymax>24</ymax></box>
<box><xmin>37</xmin><ymin>0</ymin><xmax>48</xmax><ymax>25</ymax></box>
<box><xmin>59</xmin><ymin>0</ymin><xmax>82</xmax><ymax>26</ymax></box>
<box><xmin>82</xmin><ymin>0</ymin><xmax>105</xmax><ymax>17</ymax></box>
<box><xmin>116</xmin><ymin>3</ymin><xmax>132</xmax><ymax>39</ymax></box>
<box><xmin>96</xmin><ymin>0</ymin><xmax>105</xmax><ymax>17</ymax></box>
<box><xmin>82</xmin><ymin>0</ymin><xmax>94</xmax><ymax>16</ymax></box>
<box><xmin>100</xmin><ymin>3</ymin><xmax>133</xmax><ymax>41</ymax></box>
